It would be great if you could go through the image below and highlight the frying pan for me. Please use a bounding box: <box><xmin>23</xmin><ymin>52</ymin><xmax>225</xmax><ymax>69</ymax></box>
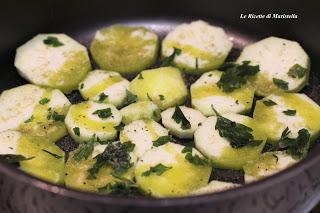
<box><xmin>0</xmin><ymin>0</ymin><xmax>319</xmax><ymax>212</ymax></box>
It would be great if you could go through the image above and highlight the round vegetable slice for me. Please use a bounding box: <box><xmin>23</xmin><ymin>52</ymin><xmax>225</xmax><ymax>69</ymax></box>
<box><xmin>129</xmin><ymin>67</ymin><xmax>188</xmax><ymax>110</ymax></box>
<box><xmin>135</xmin><ymin>142</ymin><xmax>212</xmax><ymax>197</ymax></box>
<box><xmin>90</xmin><ymin>25</ymin><xmax>158</xmax><ymax>74</ymax></box>
<box><xmin>79</xmin><ymin>70</ymin><xmax>129</xmax><ymax>107</ymax></box>
<box><xmin>194</xmin><ymin>113</ymin><xmax>266</xmax><ymax>170</ymax></box>
<box><xmin>236</xmin><ymin>36</ymin><xmax>310</xmax><ymax>96</ymax></box>
<box><xmin>15</xmin><ymin>34</ymin><xmax>92</xmax><ymax>93</ymax></box>
<box><xmin>65</xmin><ymin>101</ymin><xmax>122</xmax><ymax>143</ymax></box>
<box><xmin>162</xmin><ymin>20</ymin><xmax>233</xmax><ymax>73</ymax></box>
<box><xmin>191</xmin><ymin>71</ymin><xmax>254</xmax><ymax>116</ymax></box>
<box><xmin>161</xmin><ymin>106</ymin><xmax>206</xmax><ymax>139</ymax></box>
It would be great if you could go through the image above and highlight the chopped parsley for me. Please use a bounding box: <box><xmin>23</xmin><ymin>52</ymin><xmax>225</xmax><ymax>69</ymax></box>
<box><xmin>73</xmin><ymin>142</ymin><xmax>94</xmax><ymax>161</ymax></box>
<box><xmin>97</xmin><ymin>181</ymin><xmax>139</xmax><ymax>196</ymax></box>
<box><xmin>217</xmin><ymin>61</ymin><xmax>260</xmax><ymax>92</ymax></box>
<box><xmin>98</xmin><ymin>93</ymin><xmax>108</xmax><ymax>103</ymax></box>
<box><xmin>138</xmin><ymin>73</ymin><xmax>144</xmax><ymax>79</ymax></box>
<box><xmin>263</xmin><ymin>99</ymin><xmax>277</xmax><ymax>107</ymax></box>
<box><xmin>43</xmin><ymin>36</ymin><xmax>64</xmax><ymax>47</ymax></box>
<box><xmin>153</xmin><ymin>135</ymin><xmax>174</xmax><ymax>147</ymax></box>
<box><xmin>278</xmin><ymin>127</ymin><xmax>311</xmax><ymax>159</ymax></box>
<box><xmin>283</xmin><ymin>109</ymin><xmax>296</xmax><ymax>116</ymax></box>
<box><xmin>41</xmin><ymin>149</ymin><xmax>62</xmax><ymax>159</ymax></box>
<box><xmin>159</xmin><ymin>94</ymin><xmax>165</xmax><ymax>101</ymax></box>
<box><xmin>0</xmin><ymin>154</ymin><xmax>34</xmax><ymax>164</ymax></box>
<box><xmin>141</xmin><ymin>163</ymin><xmax>172</xmax><ymax>176</ymax></box>
<box><xmin>92</xmin><ymin>108</ymin><xmax>112</xmax><ymax>119</ymax></box>
<box><xmin>73</xmin><ymin>127</ymin><xmax>80</xmax><ymax>136</ymax></box>
<box><xmin>123</xmin><ymin>90</ymin><xmax>138</xmax><ymax>106</ymax></box>
<box><xmin>181</xmin><ymin>145</ymin><xmax>209</xmax><ymax>166</ymax></box>
<box><xmin>79</xmin><ymin>83</ymin><xmax>84</xmax><ymax>90</ymax></box>
<box><xmin>273</xmin><ymin>78</ymin><xmax>289</xmax><ymax>90</ymax></box>
<box><xmin>171</xmin><ymin>106</ymin><xmax>191</xmax><ymax>130</ymax></box>
<box><xmin>161</xmin><ymin>47</ymin><xmax>182</xmax><ymax>67</ymax></box>
<box><xmin>39</xmin><ymin>98</ymin><xmax>50</xmax><ymax>105</ymax></box>
<box><xmin>114</xmin><ymin>123</ymin><xmax>125</xmax><ymax>131</ymax></box>
<box><xmin>24</xmin><ymin>115</ymin><xmax>34</xmax><ymax>123</ymax></box>
<box><xmin>146</xmin><ymin>93</ymin><xmax>153</xmax><ymax>101</ymax></box>
<box><xmin>212</xmin><ymin>106</ymin><xmax>262</xmax><ymax>148</ymax></box>
<box><xmin>47</xmin><ymin>109</ymin><xmax>65</xmax><ymax>122</ymax></box>
<box><xmin>181</xmin><ymin>145</ymin><xmax>193</xmax><ymax>154</ymax></box>
<box><xmin>288</xmin><ymin>64</ymin><xmax>307</xmax><ymax>79</ymax></box>
<box><xmin>87</xmin><ymin>141</ymin><xmax>135</xmax><ymax>179</ymax></box>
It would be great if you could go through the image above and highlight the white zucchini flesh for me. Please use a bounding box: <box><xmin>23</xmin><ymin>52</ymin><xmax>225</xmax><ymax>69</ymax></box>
<box><xmin>79</xmin><ymin>70</ymin><xmax>129</xmax><ymax>107</ymax></box>
<box><xmin>253</xmin><ymin>93</ymin><xmax>320</xmax><ymax>142</ymax></box>
<box><xmin>236</xmin><ymin>36</ymin><xmax>310</xmax><ymax>96</ymax></box>
<box><xmin>244</xmin><ymin>151</ymin><xmax>297</xmax><ymax>183</ymax></box>
<box><xmin>161</xmin><ymin>106</ymin><xmax>206</xmax><ymax>138</ymax></box>
<box><xmin>0</xmin><ymin>130</ymin><xmax>21</xmax><ymax>155</ymax></box>
<box><xmin>191</xmin><ymin>180</ymin><xmax>241</xmax><ymax>195</ymax></box>
<box><xmin>119</xmin><ymin>119</ymin><xmax>169</xmax><ymax>158</ymax></box>
<box><xmin>15</xmin><ymin>34</ymin><xmax>91</xmax><ymax>93</ymax></box>
<box><xmin>65</xmin><ymin>101</ymin><xmax>122</xmax><ymax>142</ymax></box>
<box><xmin>162</xmin><ymin>20</ymin><xmax>233</xmax><ymax>73</ymax></box>
<box><xmin>134</xmin><ymin>142</ymin><xmax>212</xmax><ymax>197</ymax></box>
<box><xmin>191</xmin><ymin>71</ymin><xmax>254</xmax><ymax>116</ymax></box>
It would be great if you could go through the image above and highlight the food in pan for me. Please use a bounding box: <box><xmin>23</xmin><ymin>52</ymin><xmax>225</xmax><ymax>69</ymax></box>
<box><xmin>1</xmin><ymin>20</ymin><xmax>318</xmax><ymax>198</ymax></box>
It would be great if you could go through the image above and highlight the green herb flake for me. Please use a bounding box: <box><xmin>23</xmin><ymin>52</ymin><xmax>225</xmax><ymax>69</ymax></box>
<box><xmin>185</xmin><ymin>153</ymin><xmax>209</xmax><ymax>166</ymax></box>
<box><xmin>153</xmin><ymin>135</ymin><xmax>174</xmax><ymax>147</ymax></box>
<box><xmin>47</xmin><ymin>109</ymin><xmax>65</xmax><ymax>122</ymax></box>
<box><xmin>138</xmin><ymin>73</ymin><xmax>144</xmax><ymax>79</ymax></box>
<box><xmin>217</xmin><ymin>61</ymin><xmax>260</xmax><ymax>92</ymax></box>
<box><xmin>288</xmin><ymin>64</ymin><xmax>307</xmax><ymax>79</ymax></box>
<box><xmin>273</xmin><ymin>78</ymin><xmax>289</xmax><ymax>90</ymax></box>
<box><xmin>0</xmin><ymin>154</ymin><xmax>34</xmax><ymax>164</ymax></box>
<box><xmin>147</xmin><ymin>93</ymin><xmax>153</xmax><ymax>101</ymax></box>
<box><xmin>212</xmin><ymin>106</ymin><xmax>262</xmax><ymax>148</ymax></box>
<box><xmin>263</xmin><ymin>99</ymin><xmax>277</xmax><ymax>107</ymax></box>
<box><xmin>181</xmin><ymin>145</ymin><xmax>193</xmax><ymax>154</ymax></box>
<box><xmin>39</xmin><ymin>98</ymin><xmax>50</xmax><ymax>105</ymax></box>
<box><xmin>161</xmin><ymin>47</ymin><xmax>182</xmax><ymax>67</ymax></box>
<box><xmin>98</xmin><ymin>93</ymin><xmax>108</xmax><ymax>103</ymax></box>
<box><xmin>41</xmin><ymin>149</ymin><xmax>62</xmax><ymax>159</ymax></box>
<box><xmin>43</xmin><ymin>36</ymin><xmax>64</xmax><ymax>47</ymax></box>
<box><xmin>79</xmin><ymin>83</ymin><xmax>84</xmax><ymax>90</ymax></box>
<box><xmin>283</xmin><ymin>109</ymin><xmax>296</xmax><ymax>116</ymax></box>
<box><xmin>171</xmin><ymin>106</ymin><xmax>191</xmax><ymax>130</ymax></box>
<box><xmin>92</xmin><ymin>108</ymin><xmax>112</xmax><ymax>119</ymax></box>
<box><xmin>159</xmin><ymin>94</ymin><xmax>165</xmax><ymax>101</ymax></box>
<box><xmin>73</xmin><ymin>127</ymin><xmax>80</xmax><ymax>136</ymax></box>
<box><xmin>24</xmin><ymin>115</ymin><xmax>34</xmax><ymax>123</ymax></box>
<box><xmin>114</xmin><ymin>123</ymin><xmax>125</xmax><ymax>132</ymax></box>
<box><xmin>97</xmin><ymin>181</ymin><xmax>138</xmax><ymax>196</ymax></box>
<box><xmin>73</xmin><ymin>142</ymin><xmax>94</xmax><ymax>161</ymax></box>
<box><xmin>123</xmin><ymin>90</ymin><xmax>138</xmax><ymax>106</ymax></box>
<box><xmin>141</xmin><ymin>163</ymin><xmax>172</xmax><ymax>176</ymax></box>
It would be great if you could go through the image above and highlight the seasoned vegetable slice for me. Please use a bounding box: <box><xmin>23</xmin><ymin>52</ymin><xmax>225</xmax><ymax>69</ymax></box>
<box><xmin>79</xmin><ymin>70</ymin><xmax>129</xmax><ymax>107</ymax></box>
<box><xmin>236</xmin><ymin>37</ymin><xmax>310</xmax><ymax>96</ymax></box>
<box><xmin>191</xmin><ymin>70</ymin><xmax>255</xmax><ymax>116</ymax></box>
<box><xmin>162</xmin><ymin>20</ymin><xmax>233</xmax><ymax>73</ymax></box>
<box><xmin>15</xmin><ymin>34</ymin><xmax>92</xmax><ymax>93</ymax></box>
<box><xmin>65</xmin><ymin>101</ymin><xmax>122</xmax><ymax>142</ymax></box>
<box><xmin>161</xmin><ymin>106</ymin><xmax>206</xmax><ymax>138</ymax></box>
<box><xmin>129</xmin><ymin>67</ymin><xmax>188</xmax><ymax>110</ymax></box>
<box><xmin>135</xmin><ymin>142</ymin><xmax>212</xmax><ymax>197</ymax></box>
<box><xmin>194</xmin><ymin>113</ymin><xmax>266</xmax><ymax>170</ymax></box>
<box><xmin>90</xmin><ymin>25</ymin><xmax>158</xmax><ymax>74</ymax></box>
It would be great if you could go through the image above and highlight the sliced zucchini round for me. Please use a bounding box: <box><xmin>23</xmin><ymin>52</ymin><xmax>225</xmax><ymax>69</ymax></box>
<box><xmin>194</xmin><ymin>113</ymin><xmax>266</xmax><ymax>170</ymax></box>
<box><xmin>119</xmin><ymin>119</ymin><xmax>169</xmax><ymax>158</ymax></box>
<box><xmin>65</xmin><ymin>101</ymin><xmax>122</xmax><ymax>143</ymax></box>
<box><xmin>161</xmin><ymin>106</ymin><xmax>206</xmax><ymax>139</ymax></box>
<box><xmin>79</xmin><ymin>70</ymin><xmax>129</xmax><ymax>107</ymax></box>
<box><xmin>90</xmin><ymin>25</ymin><xmax>158</xmax><ymax>74</ymax></box>
<box><xmin>191</xmin><ymin>180</ymin><xmax>241</xmax><ymax>195</ymax></box>
<box><xmin>120</xmin><ymin>101</ymin><xmax>161</xmax><ymax>125</ymax></box>
<box><xmin>129</xmin><ymin>67</ymin><xmax>188</xmax><ymax>110</ymax></box>
<box><xmin>191</xmin><ymin>71</ymin><xmax>254</xmax><ymax>116</ymax></box>
<box><xmin>135</xmin><ymin>142</ymin><xmax>212</xmax><ymax>197</ymax></box>
<box><xmin>253</xmin><ymin>93</ymin><xmax>320</xmax><ymax>143</ymax></box>
<box><xmin>15</xmin><ymin>34</ymin><xmax>92</xmax><ymax>93</ymax></box>
<box><xmin>0</xmin><ymin>84</ymin><xmax>71</xmax><ymax>142</ymax></box>
<box><xmin>236</xmin><ymin>37</ymin><xmax>310</xmax><ymax>96</ymax></box>
<box><xmin>244</xmin><ymin>151</ymin><xmax>297</xmax><ymax>183</ymax></box>
<box><xmin>162</xmin><ymin>20</ymin><xmax>233</xmax><ymax>73</ymax></box>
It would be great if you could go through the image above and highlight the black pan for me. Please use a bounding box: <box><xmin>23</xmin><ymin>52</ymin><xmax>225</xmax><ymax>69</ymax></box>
<box><xmin>0</xmin><ymin>0</ymin><xmax>319</xmax><ymax>212</ymax></box>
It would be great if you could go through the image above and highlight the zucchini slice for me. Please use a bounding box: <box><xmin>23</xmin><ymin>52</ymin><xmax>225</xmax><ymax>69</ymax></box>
<box><xmin>194</xmin><ymin>113</ymin><xmax>266</xmax><ymax>170</ymax></box>
<box><xmin>90</xmin><ymin>25</ymin><xmax>158</xmax><ymax>74</ymax></box>
<box><xmin>134</xmin><ymin>142</ymin><xmax>212</xmax><ymax>197</ymax></box>
<box><xmin>120</xmin><ymin>101</ymin><xmax>161</xmax><ymax>125</ymax></box>
<box><xmin>65</xmin><ymin>101</ymin><xmax>122</xmax><ymax>142</ymax></box>
<box><xmin>15</xmin><ymin>34</ymin><xmax>92</xmax><ymax>93</ymax></box>
<box><xmin>162</xmin><ymin>20</ymin><xmax>233</xmax><ymax>73</ymax></box>
<box><xmin>119</xmin><ymin>119</ymin><xmax>169</xmax><ymax>158</ymax></box>
<box><xmin>129</xmin><ymin>67</ymin><xmax>188</xmax><ymax>110</ymax></box>
<box><xmin>236</xmin><ymin>37</ymin><xmax>310</xmax><ymax>96</ymax></box>
<box><xmin>79</xmin><ymin>70</ymin><xmax>129</xmax><ymax>107</ymax></box>
<box><xmin>161</xmin><ymin>106</ymin><xmax>206</xmax><ymax>139</ymax></box>
<box><xmin>191</xmin><ymin>180</ymin><xmax>241</xmax><ymax>195</ymax></box>
<box><xmin>253</xmin><ymin>93</ymin><xmax>320</xmax><ymax>143</ymax></box>
<box><xmin>191</xmin><ymin>71</ymin><xmax>254</xmax><ymax>116</ymax></box>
